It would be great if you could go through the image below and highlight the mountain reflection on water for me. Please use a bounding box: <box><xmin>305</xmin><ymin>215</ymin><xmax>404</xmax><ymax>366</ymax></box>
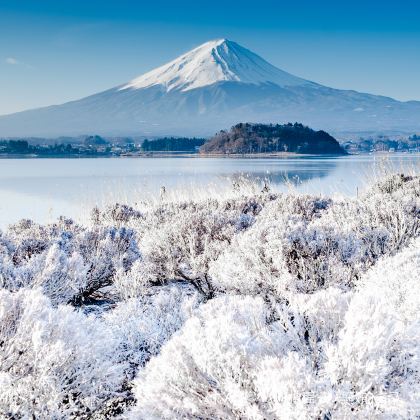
<box><xmin>230</xmin><ymin>165</ymin><xmax>336</xmax><ymax>187</ymax></box>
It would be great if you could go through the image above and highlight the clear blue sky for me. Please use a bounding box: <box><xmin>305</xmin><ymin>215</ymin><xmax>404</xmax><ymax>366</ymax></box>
<box><xmin>1</xmin><ymin>0</ymin><xmax>419</xmax><ymax>115</ymax></box>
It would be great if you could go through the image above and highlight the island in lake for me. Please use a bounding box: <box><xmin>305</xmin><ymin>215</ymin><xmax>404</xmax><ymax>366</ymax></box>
<box><xmin>201</xmin><ymin>122</ymin><xmax>346</xmax><ymax>155</ymax></box>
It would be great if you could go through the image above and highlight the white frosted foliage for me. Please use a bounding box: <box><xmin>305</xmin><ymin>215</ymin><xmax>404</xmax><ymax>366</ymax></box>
<box><xmin>0</xmin><ymin>174</ymin><xmax>418</xmax><ymax>418</ymax></box>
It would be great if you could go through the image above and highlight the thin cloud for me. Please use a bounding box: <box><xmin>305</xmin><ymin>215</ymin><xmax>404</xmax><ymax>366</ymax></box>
<box><xmin>4</xmin><ymin>57</ymin><xmax>34</xmax><ymax>69</ymax></box>
<box><xmin>5</xmin><ymin>57</ymin><xmax>19</xmax><ymax>65</ymax></box>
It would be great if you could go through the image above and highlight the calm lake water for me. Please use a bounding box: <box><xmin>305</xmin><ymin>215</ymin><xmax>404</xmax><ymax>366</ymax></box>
<box><xmin>0</xmin><ymin>154</ymin><xmax>418</xmax><ymax>228</ymax></box>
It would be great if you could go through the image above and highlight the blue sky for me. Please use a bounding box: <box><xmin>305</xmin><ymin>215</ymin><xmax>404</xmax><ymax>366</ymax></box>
<box><xmin>1</xmin><ymin>0</ymin><xmax>420</xmax><ymax>115</ymax></box>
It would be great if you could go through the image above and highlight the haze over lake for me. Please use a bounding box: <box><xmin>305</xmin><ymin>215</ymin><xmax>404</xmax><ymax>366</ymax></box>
<box><xmin>0</xmin><ymin>153</ymin><xmax>418</xmax><ymax>227</ymax></box>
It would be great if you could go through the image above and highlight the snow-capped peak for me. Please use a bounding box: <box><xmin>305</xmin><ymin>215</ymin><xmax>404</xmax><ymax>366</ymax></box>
<box><xmin>120</xmin><ymin>39</ymin><xmax>310</xmax><ymax>92</ymax></box>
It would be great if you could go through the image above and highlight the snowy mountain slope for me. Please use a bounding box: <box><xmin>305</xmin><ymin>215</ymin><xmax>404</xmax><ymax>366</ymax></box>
<box><xmin>0</xmin><ymin>39</ymin><xmax>419</xmax><ymax>137</ymax></box>
<box><xmin>120</xmin><ymin>39</ymin><xmax>312</xmax><ymax>92</ymax></box>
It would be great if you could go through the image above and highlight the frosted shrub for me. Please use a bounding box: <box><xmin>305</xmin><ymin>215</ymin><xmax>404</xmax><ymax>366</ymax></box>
<box><xmin>0</xmin><ymin>219</ymin><xmax>140</xmax><ymax>305</ymax></box>
<box><xmin>325</xmin><ymin>176</ymin><xmax>419</xmax><ymax>264</ymax></box>
<box><xmin>132</xmin><ymin>195</ymin><xmax>274</xmax><ymax>297</ymax></box>
<box><xmin>0</xmin><ymin>238</ymin><xmax>90</xmax><ymax>305</ymax></box>
<box><xmin>210</xmin><ymin>176</ymin><xmax>419</xmax><ymax>297</ymax></box>
<box><xmin>91</xmin><ymin>203</ymin><xmax>144</xmax><ymax>226</ymax></box>
<box><xmin>105</xmin><ymin>282</ymin><xmax>201</xmax><ymax>377</ymax></box>
<box><xmin>287</xmin><ymin>286</ymin><xmax>352</xmax><ymax>348</ymax></box>
<box><xmin>130</xmin><ymin>239</ymin><xmax>419</xmax><ymax>419</ymax></box>
<box><xmin>113</xmin><ymin>259</ymin><xmax>155</xmax><ymax>299</ymax></box>
<box><xmin>29</xmin><ymin>244</ymin><xmax>89</xmax><ymax>305</ymax></box>
<box><xmin>0</xmin><ymin>173</ymin><xmax>418</xmax><ymax>418</ymax></box>
<box><xmin>0</xmin><ymin>288</ymin><xmax>127</xmax><ymax>418</ymax></box>
<box><xmin>324</xmin><ymin>237</ymin><xmax>420</xmax><ymax>418</ymax></box>
<box><xmin>70</xmin><ymin>226</ymin><xmax>140</xmax><ymax>304</ymax></box>
<box><xmin>371</xmin><ymin>173</ymin><xmax>418</xmax><ymax>196</ymax></box>
<box><xmin>209</xmin><ymin>195</ymin><xmax>336</xmax><ymax>296</ymax></box>
<box><xmin>130</xmin><ymin>295</ymin><xmax>316</xmax><ymax>419</ymax></box>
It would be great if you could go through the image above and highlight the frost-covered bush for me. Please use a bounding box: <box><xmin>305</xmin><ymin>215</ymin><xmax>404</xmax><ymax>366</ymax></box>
<box><xmin>121</xmin><ymin>195</ymin><xmax>276</xmax><ymax>298</ymax></box>
<box><xmin>104</xmin><ymin>283</ymin><xmax>202</xmax><ymax>377</ymax></box>
<box><xmin>128</xmin><ymin>290</ymin><xmax>348</xmax><ymax>419</ymax></box>
<box><xmin>0</xmin><ymin>174</ymin><xmax>418</xmax><ymax>418</ymax></box>
<box><xmin>130</xmin><ymin>237</ymin><xmax>420</xmax><ymax>419</ymax></box>
<box><xmin>0</xmin><ymin>285</ymin><xmax>201</xmax><ymax>418</ymax></box>
<box><xmin>210</xmin><ymin>176</ymin><xmax>419</xmax><ymax>296</ymax></box>
<box><xmin>92</xmin><ymin>203</ymin><xmax>144</xmax><ymax>226</ymax></box>
<box><xmin>372</xmin><ymin>173</ymin><xmax>418</xmax><ymax>195</ymax></box>
<box><xmin>324</xmin><ymin>174</ymin><xmax>419</xmax><ymax>264</ymax></box>
<box><xmin>129</xmin><ymin>295</ymin><xmax>314</xmax><ymax>419</ymax></box>
<box><xmin>0</xmin><ymin>288</ymin><xmax>127</xmax><ymax>418</ymax></box>
<box><xmin>0</xmin><ymin>218</ymin><xmax>140</xmax><ymax>305</ymax></box>
<box><xmin>324</xmin><ymin>237</ymin><xmax>420</xmax><ymax>418</ymax></box>
<box><xmin>209</xmin><ymin>194</ymin><xmax>343</xmax><ymax>295</ymax></box>
<box><xmin>71</xmin><ymin>225</ymin><xmax>140</xmax><ymax>304</ymax></box>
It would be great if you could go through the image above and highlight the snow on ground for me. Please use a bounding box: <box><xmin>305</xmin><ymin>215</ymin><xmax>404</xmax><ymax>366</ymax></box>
<box><xmin>0</xmin><ymin>173</ymin><xmax>419</xmax><ymax>418</ymax></box>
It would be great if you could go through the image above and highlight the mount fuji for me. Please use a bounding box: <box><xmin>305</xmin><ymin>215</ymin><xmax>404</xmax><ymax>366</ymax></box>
<box><xmin>1</xmin><ymin>39</ymin><xmax>420</xmax><ymax>137</ymax></box>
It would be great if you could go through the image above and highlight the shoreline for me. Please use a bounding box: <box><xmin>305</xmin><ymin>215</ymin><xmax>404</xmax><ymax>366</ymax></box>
<box><xmin>0</xmin><ymin>151</ymin><xmax>418</xmax><ymax>159</ymax></box>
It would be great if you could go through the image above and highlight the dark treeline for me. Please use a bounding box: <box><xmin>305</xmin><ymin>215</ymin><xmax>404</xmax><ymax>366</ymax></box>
<box><xmin>200</xmin><ymin>122</ymin><xmax>346</xmax><ymax>155</ymax></box>
<box><xmin>0</xmin><ymin>140</ymin><xmax>107</xmax><ymax>156</ymax></box>
<box><xmin>141</xmin><ymin>137</ymin><xmax>206</xmax><ymax>152</ymax></box>
<box><xmin>0</xmin><ymin>140</ymin><xmax>74</xmax><ymax>155</ymax></box>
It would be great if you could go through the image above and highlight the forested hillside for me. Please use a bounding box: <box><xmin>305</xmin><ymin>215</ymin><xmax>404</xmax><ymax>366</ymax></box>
<box><xmin>200</xmin><ymin>122</ymin><xmax>346</xmax><ymax>154</ymax></box>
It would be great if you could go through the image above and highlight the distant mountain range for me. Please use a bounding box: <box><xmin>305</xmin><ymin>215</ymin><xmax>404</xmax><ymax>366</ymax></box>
<box><xmin>1</xmin><ymin>39</ymin><xmax>420</xmax><ymax>138</ymax></box>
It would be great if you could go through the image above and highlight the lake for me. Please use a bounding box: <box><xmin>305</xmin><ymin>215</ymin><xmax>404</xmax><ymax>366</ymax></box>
<box><xmin>0</xmin><ymin>153</ymin><xmax>418</xmax><ymax>228</ymax></box>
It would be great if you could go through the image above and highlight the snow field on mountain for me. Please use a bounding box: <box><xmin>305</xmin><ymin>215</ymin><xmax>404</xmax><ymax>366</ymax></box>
<box><xmin>120</xmin><ymin>39</ymin><xmax>309</xmax><ymax>92</ymax></box>
<box><xmin>0</xmin><ymin>173</ymin><xmax>419</xmax><ymax>418</ymax></box>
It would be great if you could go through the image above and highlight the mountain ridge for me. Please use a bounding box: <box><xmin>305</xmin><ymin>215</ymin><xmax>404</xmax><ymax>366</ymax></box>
<box><xmin>0</xmin><ymin>39</ymin><xmax>419</xmax><ymax>137</ymax></box>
